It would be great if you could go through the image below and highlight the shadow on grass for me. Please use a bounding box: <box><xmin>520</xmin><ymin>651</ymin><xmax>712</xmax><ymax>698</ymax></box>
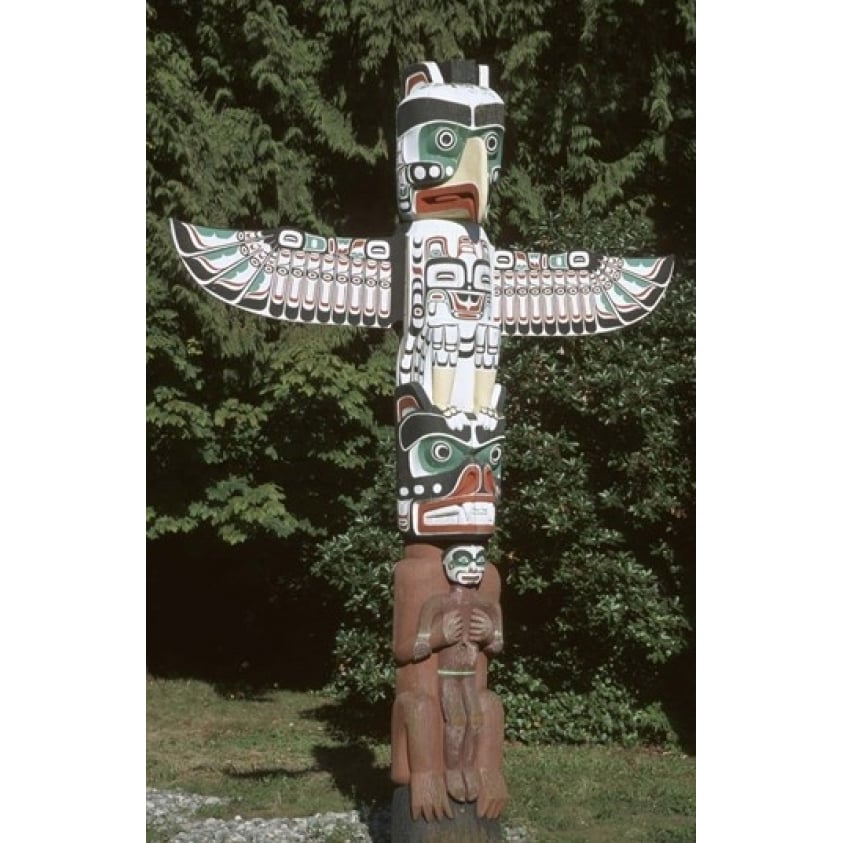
<box><xmin>224</xmin><ymin>764</ymin><xmax>322</xmax><ymax>780</ymax></box>
<box><xmin>302</xmin><ymin>698</ymin><xmax>392</xmax><ymax>746</ymax></box>
<box><xmin>302</xmin><ymin>699</ymin><xmax>394</xmax><ymax>837</ymax></box>
<box><xmin>219</xmin><ymin>747</ymin><xmax>392</xmax><ymax>840</ymax></box>
<box><xmin>211</xmin><ymin>697</ymin><xmax>394</xmax><ymax>800</ymax></box>
<box><xmin>311</xmin><ymin>744</ymin><xmax>393</xmax><ymax>805</ymax></box>
<box><xmin>219</xmin><ymin>711</ymin><xmax>393</xmax><ymax>841</ymax></box>
<box><xmin>309</xmin><ymin>743</ymin><xmax>393</xmax><ymax>841</ymax></box>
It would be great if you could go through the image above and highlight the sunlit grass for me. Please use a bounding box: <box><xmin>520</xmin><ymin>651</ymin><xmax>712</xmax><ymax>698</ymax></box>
<box><xmin>147</xmin><ymin>677</ymin><xmax>694</xmax><ymax>842</ymax></box>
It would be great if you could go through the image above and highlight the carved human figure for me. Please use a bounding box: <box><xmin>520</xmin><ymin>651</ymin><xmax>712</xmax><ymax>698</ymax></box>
<box><xmin>411</xmin><ymin>545</ymin><xmax>503</xmax><ymax>803</ymax></box>
<box><xmin>391</xmin><ymin>543</ymin><xmax>508</xmax><ymax>822</ymax></box>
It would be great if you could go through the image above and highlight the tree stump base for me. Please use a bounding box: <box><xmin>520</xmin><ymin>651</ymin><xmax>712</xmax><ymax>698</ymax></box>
<box><xmin>390</xmin><ymin>786</ymin><xmax>504</xmax><ymax>842</ymax></box>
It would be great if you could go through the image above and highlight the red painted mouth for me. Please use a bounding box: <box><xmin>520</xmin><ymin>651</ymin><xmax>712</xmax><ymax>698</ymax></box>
<box><xmin>416</xmin><ymin>183</ymin><xmax>479</xmax><ymax>221</ymax></box>
<box><xmin>447</xmin><ymin>291</ymin><xmax>486</xmax><ymax>319</ymax></box>
<box><xmin>415</xmin><ymin>464</ymin><xmax>498</xmax><ymax>536</ymax></box>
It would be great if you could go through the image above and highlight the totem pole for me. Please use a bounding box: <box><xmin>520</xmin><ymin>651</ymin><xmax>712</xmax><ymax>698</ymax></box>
<box><xmin>170</xmin><ymin>59</ymin><xmax>673</xmax><ymax>840</ymax></box>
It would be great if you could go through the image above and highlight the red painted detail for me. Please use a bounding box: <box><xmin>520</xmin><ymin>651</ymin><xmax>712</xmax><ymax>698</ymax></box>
<box><xmin>415</xmin><ymin>183</ymin><xmax>479</xmax><ymax>222</ymax></box>
<box><xmin>446</xmin><ymin>291</ymin><xmax>486</xmax><ymax>319</ymax></box>
<box><xmin>404</xmin><ymin>72</ymin><xmax>429</xmax><ymax>96</ymax></box>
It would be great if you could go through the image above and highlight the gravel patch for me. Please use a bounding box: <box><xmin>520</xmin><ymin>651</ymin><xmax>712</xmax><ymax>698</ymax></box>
<box><xmin>147</xmin><ymin>789</ymin><xmax>227</xmax><ymax>831</ymax></box>
<box><xmin>147</xmin><ymin>788</ymin><xmax>529</xmax><ymax>842</ymax></box>
<box><xmin>147</xmin><ymin>789</ymin><xmax>388</xmax><ymax>842</ymax></box>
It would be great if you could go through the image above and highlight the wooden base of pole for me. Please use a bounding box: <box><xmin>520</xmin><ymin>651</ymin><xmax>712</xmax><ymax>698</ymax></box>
<box><xmin>390</xmin><ymin>785</ymin><xmax>503</xmax><ymax>842</ymax></box>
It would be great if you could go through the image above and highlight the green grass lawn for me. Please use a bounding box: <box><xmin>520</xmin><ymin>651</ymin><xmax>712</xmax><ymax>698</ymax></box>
<box><xmin>147</xmin><ymin>677</ymin><xmax>694</xmax><ymax>842</ymax></box>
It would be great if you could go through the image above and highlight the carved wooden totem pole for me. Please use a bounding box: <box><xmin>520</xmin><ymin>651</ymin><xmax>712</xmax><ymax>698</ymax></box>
<box><xmin>170</xmin><ymin>59</ymin><xmax>673</xmax><ymax>840</ymax></box>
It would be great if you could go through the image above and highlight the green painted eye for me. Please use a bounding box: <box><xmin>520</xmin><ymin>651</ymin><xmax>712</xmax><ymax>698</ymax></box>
<box><xmin>478</xmin><ymin>441</ymin><xmax>503</xmax><ymax>469</ymax></box>
<box><xmin>485</xmin><ymin>132</ymin><xmax>500</xmax><ymax>155</ymax></box>
<box><xmin>435</xmin><ymin>127</ymin><xmax>458</xmax><ymax>151</ymax></box>
<box><xmin>431</xmin><ymin>441</ymin><xmax>453</xmax><ymax>462</ymax></box>
<box><xmin>419</xmin><ymin>123</ymin><xmax>467</xmax><ymax>164</ymax></box>
<box><xmin>416</xmin><ymin>436</ymin><xmax>467</xmax><ymax>474</ymax></box>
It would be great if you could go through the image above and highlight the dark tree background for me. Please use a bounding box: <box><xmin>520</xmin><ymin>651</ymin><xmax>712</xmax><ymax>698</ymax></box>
<box><xmin>147</xmin><ymin>0</ymin><xmax>695</xmax><ymax>748</ymax></box>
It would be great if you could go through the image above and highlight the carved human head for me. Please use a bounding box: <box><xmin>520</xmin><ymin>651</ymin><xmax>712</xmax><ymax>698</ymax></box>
<box><xmin>443</xmin><ymin>544</ymin><xmax>487</xmax><ymax>586</ymax></box>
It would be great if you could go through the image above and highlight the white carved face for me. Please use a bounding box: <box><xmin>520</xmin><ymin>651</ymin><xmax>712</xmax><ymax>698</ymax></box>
<box><xmin>442</xmin><ymin>544</ymin><xmax>487</xmax><ymax>586</ymax></box>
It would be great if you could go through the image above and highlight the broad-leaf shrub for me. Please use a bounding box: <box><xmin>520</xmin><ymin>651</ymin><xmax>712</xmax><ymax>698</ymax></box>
<box><xmin>312</xmin><ymin>204</ymin><xmax>693</xmax><ymax>744</ymax></box>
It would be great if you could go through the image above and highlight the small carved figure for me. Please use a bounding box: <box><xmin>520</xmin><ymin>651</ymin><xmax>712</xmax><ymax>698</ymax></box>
<box><xmin>391</xmin><ymin>543</ymin><xmax>508</xmax><ymax>822</ymax></box>
<box><xmin>412</xmin><ymin>545</ymin><xmax>503</xmax><ymax>803</ymax></box>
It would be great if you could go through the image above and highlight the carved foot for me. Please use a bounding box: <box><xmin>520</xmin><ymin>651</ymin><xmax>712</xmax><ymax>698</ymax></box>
<box><xmin>410</xmin><ymin>771</ymin><xmax>453</xmax><ymax>822</ymax></box>
<box><xmin>476</xmin><ymin>767</ymin><xmax>508</xmax><ymax>819</ymax></box>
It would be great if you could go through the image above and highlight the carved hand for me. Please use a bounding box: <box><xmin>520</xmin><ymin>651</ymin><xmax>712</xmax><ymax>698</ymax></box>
<box><xmin>441</xmin><ymin>610</ymin><xmax>464</xmax><ymax>645</ymax></box>
<box><xmin>412</xmin><ymin>636</ymin><xmax>432</xmax><ymax>661</ymax></box>
<box><xmin>468</xmin><ymin>608</ymin><xmax>494</xmax><ymax>643</ymax></box>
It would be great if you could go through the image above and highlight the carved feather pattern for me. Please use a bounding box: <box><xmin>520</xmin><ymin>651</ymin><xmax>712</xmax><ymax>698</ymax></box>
<box><xmin>493</xmin><ymin>249</ymin><xmax>674</xmax><ymax>337</ymax></box>
<box><xmin>170</xmin><ymin>220</ymin><xmax>396</xmax><ymax>328</ymax></box>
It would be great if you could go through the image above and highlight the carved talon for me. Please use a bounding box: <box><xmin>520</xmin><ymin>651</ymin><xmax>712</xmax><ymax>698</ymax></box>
<box><xmin>477</xmin><ymin>407</ymin><xmax>502</xmax><ymax>430</ymax></box>
<box><xmin>441</xmin><ymin>406</ymin><xmax>469</xmax><ymax>430</ymax></box>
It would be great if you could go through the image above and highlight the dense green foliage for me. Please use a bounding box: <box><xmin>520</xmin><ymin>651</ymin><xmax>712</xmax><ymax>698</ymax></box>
<box><xmin>147</xmin><ymin>0</ymin><xmax>695</xmax><ymax>745</ymax></box>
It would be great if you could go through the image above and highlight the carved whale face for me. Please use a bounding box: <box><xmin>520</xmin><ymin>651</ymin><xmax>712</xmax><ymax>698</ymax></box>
<box><xmin>396</xmin><ymin>60</ymin><xmax>505</xmax><ymax>224</ymax></box>
<box><xmin>395</xmin><ymin>382</ymin><xmax>505</xmax><ymax>541</ymax></box>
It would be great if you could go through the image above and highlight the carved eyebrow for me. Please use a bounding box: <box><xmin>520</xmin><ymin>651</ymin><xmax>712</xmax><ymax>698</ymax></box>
<box><xmin>397</xmin><ymin>98</ymin><xmax>472</xmax><ymax>134</ymax></box>
<box><xmin>475</xmin><ymin>104</ymin><xmax>505</xmax><ymax>128</ymax></box>
<box><xmin>398</xmin><ymin>414</ymin><xmax>474</xmax><ymax>449</ymax></box>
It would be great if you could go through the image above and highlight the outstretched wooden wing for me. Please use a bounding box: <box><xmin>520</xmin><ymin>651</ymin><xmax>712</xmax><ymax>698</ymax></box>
<box><xmin>170</xmin><ymin>220</ymin><xmax>401</xmax><ymax>328</ymax></box>
<box><xmin>493</xmin><ymin>248</ymin><xmax>674</xmax><ymax>337</ymax></box>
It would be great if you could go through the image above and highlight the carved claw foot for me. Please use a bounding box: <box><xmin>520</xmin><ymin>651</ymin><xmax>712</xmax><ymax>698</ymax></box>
<box><xmin>442</xmin><ymin>406</ymin><xmax>470</xmax><ymax>430</ymax></box>
<box><xmin>477</xmin><ymin>407</ymin><xmax>502</xmax><ymax>430</ymax></box>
